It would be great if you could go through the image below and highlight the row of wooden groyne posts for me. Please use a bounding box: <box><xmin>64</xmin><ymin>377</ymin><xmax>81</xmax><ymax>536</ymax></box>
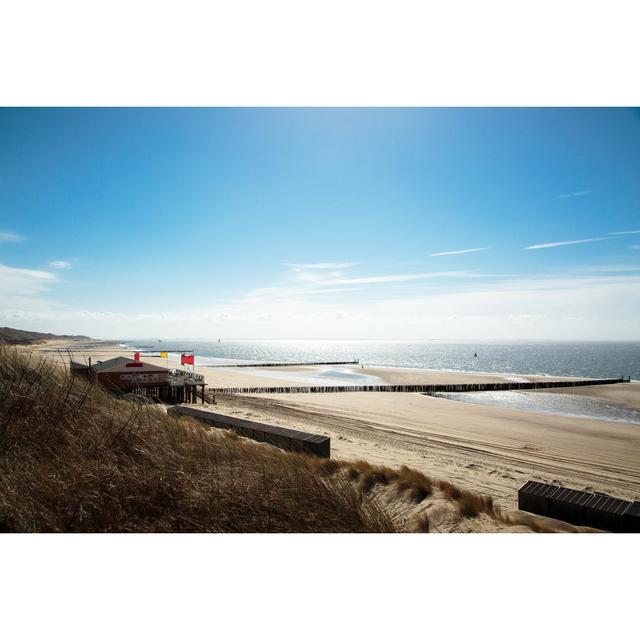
<box><xmin>207</xmin><ymin>376</ymin><xmax>631</xmax><ymax>396</ymax></box>
<box><xmin>212</xmin><ymin>360</ymin><xmax>359</xmax><ymax>368</ymax></box>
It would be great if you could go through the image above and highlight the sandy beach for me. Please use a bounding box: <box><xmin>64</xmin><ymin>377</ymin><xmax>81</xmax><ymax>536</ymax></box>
<box><xmin>31</xmin><ymin>338</ymin><xmax>640</xmax><ymax>510</ymax></box>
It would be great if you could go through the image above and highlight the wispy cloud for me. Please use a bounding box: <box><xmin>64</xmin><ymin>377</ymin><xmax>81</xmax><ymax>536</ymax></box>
<box><xmin>524</xmin><ymin>238</ymin><xmax>603</xmax><ymax>250</ymax></box>
<box><xmin>577</xmin><ymin>265</ymin><xmax>640</xmax><ymax>273</ymax></box>
<box><xmin>5</xmin><ymin>270</ymin><xmax>640</xmax><ymax>340</ymax></box>
<box><xmin>282</xmin><ymin>262</ymin><xmax>359</xmax><ymax>269</ymax></box>
<box><xmin>243</xmin><ymin>285</ymin><xmax>367</xmax><ymax>301</ymax></box>
<box><xmin>608</xmin><ymin>230</ymin><xmax>640</xmax><ymax>236</ymax></box>
<box><xmin>0</xmin><ymin>263</ymin><xmax>56</xmax><ymax>296</ymax></box>
<box><xmin>244</xmin><ymin>269</ymin><xmax>482</xmax><ymax>303</ymax></box>
<box><xmin>318</xmin><ymin>271</ymin><xmax>478</xmax><ymax>286</ymax></box>
<box><xmin>283</xmin><ymin>261</ymin><xmax>359</xmax><ymax>285</ymax></box>
<box><xmin>430</xmin><ymin>247</ymin><xmax>489</xmax><ymax>257</ymax></box>
<box><xmin>49</xmin><ymin>260</ymin><xmax>72</xmax><ymax>269</ymax></box>
<box><xmin>0</xmin><ymin>231</ymin><xmax>25</xmax><ymax>243</ymax></box>
<box><xmin>556</xmin><ymin>190</ymin><xmax>592</xmax><ymax>199</ymax></box>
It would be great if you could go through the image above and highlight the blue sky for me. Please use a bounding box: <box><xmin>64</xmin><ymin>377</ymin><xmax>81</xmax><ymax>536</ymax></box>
<box><xmin>1</xmin><ymin>107</ymin><xmax>639</xmax><ymax>339</ymax></box>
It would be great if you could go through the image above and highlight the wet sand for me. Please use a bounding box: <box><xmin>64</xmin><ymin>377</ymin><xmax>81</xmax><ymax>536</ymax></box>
<box><xmin>537</xmin><ymin>382</ymin><xmax>640</xmax><ymax>411</ymax></box>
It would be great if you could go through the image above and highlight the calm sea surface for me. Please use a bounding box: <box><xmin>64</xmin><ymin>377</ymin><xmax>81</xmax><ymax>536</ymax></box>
<box><xmin>122</xmin><ymin>340</ymin><xmax>640</xmax><ymax>380</ymax></box>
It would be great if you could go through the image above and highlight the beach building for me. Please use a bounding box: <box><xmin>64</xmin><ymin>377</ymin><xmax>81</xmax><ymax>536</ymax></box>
<box><xmin>70</xmin><ymin>356</ymin><xmax>206</xmax><ymax>403</ymax></box>
<box><xmin>72</xmin><ymin>356</ymin><xmax>169</xmax><ymax>389</ymax></box>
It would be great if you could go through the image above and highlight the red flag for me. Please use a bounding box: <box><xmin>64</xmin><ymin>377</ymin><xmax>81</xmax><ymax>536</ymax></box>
<box><xmin>134</xmin><ymin>352</ymin><xmax>140</xmax><ymax>361</ymax></box>
<box><xmin>182</xmin><ymin>354</ymin><xmax>194</xmax><ymax>366</ymax></box>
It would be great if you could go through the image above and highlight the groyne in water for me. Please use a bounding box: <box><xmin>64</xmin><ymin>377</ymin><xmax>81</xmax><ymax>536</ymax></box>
<box><xmin>208</xmin><ymin>377</ymin><xmax>630</xmax><ymax>396</ymax></box>
<box><xmin>210</xmin><ymin>360</ymin><xmax>359</xmax><ymax>368</ymax></box>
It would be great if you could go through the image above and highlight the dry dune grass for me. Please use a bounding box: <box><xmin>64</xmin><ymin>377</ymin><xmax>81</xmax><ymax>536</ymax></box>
<box><xmin>310</xmin><ymin>456</ymin><xmax>597</xmax><ymax>532</ymax></box>
<box><xmin>0</xmin><ymin>347</ymin><xmax>393</xmax><ymax>533</ymax></box>
<box><xmin>0</xmin><ymin>346</ymin><xmax>591</xmax><ymax>533</ymax></box>
<box><xmin>318</xmin><ymin>459</ymin><xmax>435</xmax><ymax>503</ymax></box>
<box><xmin>312</xmin><ymin>458</ymin><xmax>500</xmax><ymax>532</ymax></box>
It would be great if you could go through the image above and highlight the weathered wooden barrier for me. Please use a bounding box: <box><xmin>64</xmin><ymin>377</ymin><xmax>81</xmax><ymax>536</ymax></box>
<box><xmin>518</xmin><ymin>480</ymin><xmax>640</xmax><ymax>532</ymax></box>
<box><xmin>207</xmin><ymin>377</ymin><xmax>628</xmax><ymax>395</ymax></box>
<box><xmin>168</xmin><ymin>405</ymin><xmax>331</xmax><ymax>458</ymax></box>
<box><xmin>212</xmin><ymin>360</ymin><xmax>359</xmax><ymax>368</ymax></box>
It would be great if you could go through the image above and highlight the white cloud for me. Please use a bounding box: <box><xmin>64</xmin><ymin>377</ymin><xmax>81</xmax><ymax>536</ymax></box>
<box><xmin>49</xmin><ymin>260</ymin><xmax>72</xmax><ymax>269</ymax></box>
<box><xmin>282</xmin><ymin>262</ymin><xmax>359</xmax><ymax>269</ymax></box>
<box><xmin>283</xmin><ymin>262</ymin><xmax>359</xmax><ymax>284</ymax></box>
<box><xmin>242</xmin><ymin>269</ymin><xmax>482</xmax><ymax>303</ymax></box>
<box><xmin>3</xmin><ymin>271</ymin><xmax>639</xmax><ymax>341</ymax></box>
<box><xmin>577</xmin><ymin>265</ymin><xmax>640</xmax><ymax>273</ymax></box>
<box><xmin>556</xmin><ymin>190</ymin><xmax>591</xmax><ymax>199</ymax></box>
<box><xmin>0</xmin><ymin>263</ymin><xmax>56</xmax><ymax>296</ymax></box>
<box><xmin>524</xmin><ymin>238</ymin><xmax>603</xmax><ymax>250</ymax></box>
<box><xmin>243</xmin><ymin>285</ymin><xmax>367</xmax><ymax>301</ymax></box>
<box><xmin>0</xmin><ymin>231</ymin><xmax>25</xmax><ymax>243</ymax></box>
<box><xmin>430</xmin><ymin>247</ymin><xmax>489</xmax><ymax>257</ymax></box>
<box><xmin>317</xmin><ymin>271</ymin><xmax>478</xmax><ymax>286</ymax></box>
<box><xmin>608</xmin><ymin>230</ymin><xmax>640</xmax><ymax>236</ymax></box>
<box><xmin>289</xmin><ymin>267</ymin><xmax>345</xmax><ymax>283</ymax></box>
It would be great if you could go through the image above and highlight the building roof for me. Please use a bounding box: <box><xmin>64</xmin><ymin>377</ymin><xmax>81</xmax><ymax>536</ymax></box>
<box><xmin>92</xmin><ymin>356</ymin><xmax>131</xmax><ymax>372</ymax></box>
<box><xmin>92</xmin><ymin>356</ymin><xmax>168</xmax><ymax>374</ymax></box>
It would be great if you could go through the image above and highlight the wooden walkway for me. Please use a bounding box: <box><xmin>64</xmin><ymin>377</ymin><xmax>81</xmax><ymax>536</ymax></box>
<box><xmin>168</xmin><ymin>406</ymin><xmax>330</xmax><ymax>457</ymax></box>
<box><xmin>207</xmin><ymin>377</ymin><xmax>630</xmax><ymax>396</ymax></box>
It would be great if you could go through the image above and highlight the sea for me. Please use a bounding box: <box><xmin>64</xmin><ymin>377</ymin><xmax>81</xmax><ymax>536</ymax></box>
<box><xmin>121</xmin><ymin>339</ymin><xmax>640</xmax><ymax>380</ymax></box>
<box><xmin>120</xmin><ymin>340</ymin><xmax>640</xmax><ymax>425</ymax></box>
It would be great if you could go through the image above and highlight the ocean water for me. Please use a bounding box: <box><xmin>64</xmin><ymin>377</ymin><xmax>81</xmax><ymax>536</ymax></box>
<box><xmin>122</xmin><ymin>340</ymin><xmax>640</xmax><ymax>380</ymax></box>
<box><xmin>120</xmin><ymin>339</ymin><xmax>640</xmax><ymax>424</ymax></box>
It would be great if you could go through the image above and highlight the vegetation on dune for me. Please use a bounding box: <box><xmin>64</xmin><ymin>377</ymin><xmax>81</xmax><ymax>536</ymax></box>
<box><xmin>0</xmin><ymin>326</ymin><xmax>90</xmax><ymax>345</ymax></box>
<box><xmin>0</xmin><ymin>347</ymin><xmax>393</xmax><ymax>533</ymax></box>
